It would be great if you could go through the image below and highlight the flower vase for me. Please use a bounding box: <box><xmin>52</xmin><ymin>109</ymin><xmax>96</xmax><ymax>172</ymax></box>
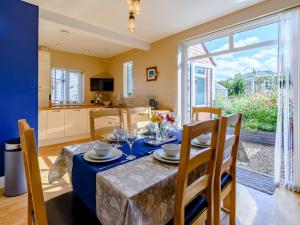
<box><xmin>156</xmin><ymin>123</ymin><xmax>167</xmax><ymax>141</ymax></box>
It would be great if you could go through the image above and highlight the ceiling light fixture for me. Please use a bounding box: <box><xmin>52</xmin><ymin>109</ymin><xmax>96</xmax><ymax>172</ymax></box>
<box><xmin>125</xmin><ymin>0</ymin><xmax>142</xmax><ymax>32</ymax></box>
<box><xmin>128</xmin><ymin>12</ymin><xmax>136</xmax><ymax>32</ymax></box>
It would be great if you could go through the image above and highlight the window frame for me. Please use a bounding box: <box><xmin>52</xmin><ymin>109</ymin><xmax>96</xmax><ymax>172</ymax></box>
<box><xmin>186</xmin><ymin>15</ymin><xmax>279</xmax><ymax>61</ymax></box>
<box><xmin>51</xmin><ymin>67</ymin><xmax>84</xmax><ymax>104</ymax></box>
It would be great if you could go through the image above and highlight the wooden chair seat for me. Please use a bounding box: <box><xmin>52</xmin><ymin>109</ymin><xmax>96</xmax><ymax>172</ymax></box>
<box><xmin>46</xmin><ymin>192</ymin><xmax>101</xmax><ymax>225</ymax></box>
<box><xmin>167</xmin><ymin>194</ymin><xmax>208</xmax><ymax>225</ymax></box>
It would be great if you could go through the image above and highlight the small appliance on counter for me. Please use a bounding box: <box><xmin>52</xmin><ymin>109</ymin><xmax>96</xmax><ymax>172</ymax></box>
<box><xmin>149</xmin><ymin>99</ymin><xmax>158</xmax><ymax>109</ymax></box>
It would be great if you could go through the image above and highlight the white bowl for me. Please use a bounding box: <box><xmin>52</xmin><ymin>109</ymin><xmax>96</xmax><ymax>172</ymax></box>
<box><xmin>196</xmin><ymin>133</ymin><xmax>211</xmax><ymax>144</ymax></box>
<box><xmin>162</xmin><ymin>144</ymin><xmax>181</xmax><ymax>157</ymax></box>
<box><xmin>91</xmin><ymin>142</ymin><xmax>113</xmax><ymax>156</ymax></box>
<box><xmin>103</xmin><ymin>101</ymin><xmax>111</xmax><ymax>107</ymax></box>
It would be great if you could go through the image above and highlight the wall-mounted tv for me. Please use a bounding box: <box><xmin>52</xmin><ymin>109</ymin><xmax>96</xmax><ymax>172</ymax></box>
<box><xmin>90</xmin><ymin>78</ymin><xmax>114</xmax><ymax>92</ymax></box>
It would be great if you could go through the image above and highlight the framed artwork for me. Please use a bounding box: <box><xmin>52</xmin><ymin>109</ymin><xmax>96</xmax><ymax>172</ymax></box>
<box><xmin>146</xmin><ymin>66</ymin><xmax>158</xmax><ymax>81</ymax></box>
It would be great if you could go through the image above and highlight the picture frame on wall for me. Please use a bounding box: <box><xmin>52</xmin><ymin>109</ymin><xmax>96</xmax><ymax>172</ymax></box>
<box><xmin>146</xmin><ymin>66</ymin><xmax>158</xmax><ymax>81</ymax></box>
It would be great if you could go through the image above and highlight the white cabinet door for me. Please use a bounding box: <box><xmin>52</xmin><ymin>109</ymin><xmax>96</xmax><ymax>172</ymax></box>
<box><xmin>38</xmin><ymin>51</ymin><xmax>51</xmax><ymax>90</ymax></box>
<box><xmin>65</xmin><ymin>109</ymin><xmax>88</xmax><ymax>137</ymax></box>
<box><xmin>38</xmin><ymin>51</ymin><xmax>51</xmax><ymax>107</ymax></box>
<box><xmin>46</xmin><ymin>110</ymin><xmax>65</xmax><ymax>139</ymax></box>
<box><xmin>38</xmin><ymin>110</ymin><xmax>47</xmax><ymax>141</ymax></box>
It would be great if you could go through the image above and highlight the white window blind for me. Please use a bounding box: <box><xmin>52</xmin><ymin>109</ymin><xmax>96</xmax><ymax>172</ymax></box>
<box><xmin>51</xmin><ymin>68</ymin><xmax>84</xmax><ymax>104</ymax></box>
<box><xmin>123</xmin><ymin>62</ymin><xmax>134</xmax><ymax>97</ymax></box>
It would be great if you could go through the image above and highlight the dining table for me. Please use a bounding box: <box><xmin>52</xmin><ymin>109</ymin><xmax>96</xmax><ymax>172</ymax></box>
<box><xmin>48</xmin><ymin>131</ymin><xmax>208</xmax><ymax>225</ymax></box>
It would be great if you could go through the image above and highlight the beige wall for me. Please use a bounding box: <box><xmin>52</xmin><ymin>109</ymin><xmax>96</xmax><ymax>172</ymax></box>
<box><xmin>107</xmin><ymin>0</ymin><xmax>300</xmax><ymax>111</ymax></box>
<box><xmin>49</xmin><ymin>49</ymin><xmax>110</xmax><ymax>104</ymax></box>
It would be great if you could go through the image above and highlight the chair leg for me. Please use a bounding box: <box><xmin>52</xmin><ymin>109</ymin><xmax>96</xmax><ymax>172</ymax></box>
<box><xmin>28</xmin><ymin>195</ymin><xmax>33</xmax><ymax>225</ymax></box>
<box><xmin>229</xmin><ymin>187</ymin><xmax>236</xmax><ymax>225</ymax></box>
<box><xmin>213</xmin><ymin>192</ymin><xmax>221</xmax><ymax>225</ymax></box>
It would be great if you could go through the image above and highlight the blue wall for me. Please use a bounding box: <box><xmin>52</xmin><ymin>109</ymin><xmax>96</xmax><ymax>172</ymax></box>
<box><xmin>0</xmin><ymin>0</ymin><xmax>38</xmax><ymax>177</ymax></box>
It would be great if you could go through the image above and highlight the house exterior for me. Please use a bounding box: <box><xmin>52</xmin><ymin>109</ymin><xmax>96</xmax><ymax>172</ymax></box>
<box><xmin>242</xmin><ymin>70</ymin><xmax>276</xmax><ymax>94</ymax></box>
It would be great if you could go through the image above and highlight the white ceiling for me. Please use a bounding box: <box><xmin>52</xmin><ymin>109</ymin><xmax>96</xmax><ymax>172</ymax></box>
<box><xmin>25</xmin><ymin>0</ymin><xmax>266</xmax><ymax>58</ymax></box>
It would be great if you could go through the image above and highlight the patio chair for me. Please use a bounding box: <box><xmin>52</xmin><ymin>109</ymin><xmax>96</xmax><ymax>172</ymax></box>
<box><xmin>171</xmin><ymin>119</ymin><xmax>220</xmax><ymax>225</ymax></box>
<box><xmin>18</xmin><ymin>119</ymin><xmax>101</xmax><ymax>225</ymax></box>
<box><xmin>213</xmin><ymin>113</ymin><xmax>242</xmax><ymax>225</ymax></box>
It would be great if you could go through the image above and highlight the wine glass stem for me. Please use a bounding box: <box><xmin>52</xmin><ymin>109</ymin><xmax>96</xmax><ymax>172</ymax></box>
<box><xmin>129</xmin><ymin>144</ymin><xmax>133</xmax><ymax>155</ymax></box>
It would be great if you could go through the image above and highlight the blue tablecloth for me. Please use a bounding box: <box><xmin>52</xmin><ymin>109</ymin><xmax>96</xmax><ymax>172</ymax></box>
<box><xmin>72</xmin><ymin>132</ymin><xmax>182</xmax><ymax>214</ymax></box>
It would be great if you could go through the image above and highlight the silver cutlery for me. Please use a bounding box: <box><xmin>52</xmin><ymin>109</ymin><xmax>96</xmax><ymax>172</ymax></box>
<box><xmin>99</xmin><ymin>159</ymin><xmax>129</xmax><ymax>170</ymax></box>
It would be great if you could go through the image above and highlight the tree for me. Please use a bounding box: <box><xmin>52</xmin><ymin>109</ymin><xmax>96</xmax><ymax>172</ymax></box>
<box><xmin>230</xmin><ymin>73</ymin><xmax>246</xmax><ymax>96</ymax></box>
<box><xmin>218</xmin><ymin>73</ymin><xmax>246</xmax><ymax>96</ymax></box>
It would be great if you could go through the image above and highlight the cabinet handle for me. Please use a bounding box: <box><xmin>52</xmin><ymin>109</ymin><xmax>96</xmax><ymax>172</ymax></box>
<box><xmin>73</xmin><ymin>109</ymin><xmax>81</xmax><ymax>111</ymax></box>
<box><xmin>52</xmin><ymin>110</ymin><xmax>61</xmax><ymax>112</ymax></box>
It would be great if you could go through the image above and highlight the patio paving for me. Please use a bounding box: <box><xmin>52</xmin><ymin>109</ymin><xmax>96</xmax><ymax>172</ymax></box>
<box><xmin>238</xmin><ymin>141</ymin><xmax>274</xmax><ymax>176</ymax></box>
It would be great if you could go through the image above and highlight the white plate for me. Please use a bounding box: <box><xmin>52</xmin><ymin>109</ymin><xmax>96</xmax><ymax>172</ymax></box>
<box><xmin>191</xmin><ymin>139</ymin><xmax>209</xmax><ymax>147</ymax></box>
<box><xmin>153</xmin><ymin>150</ymin><xmax>179</xmax><ymax>164</ymax></box>
<box><xmin>105</xmin><ymin>135</ymin><xmax>125</xmax><ymax>143</ymax></box>
<box><xmin>87</xmin><ymin>149</ymin><xmax>116</xmax><ymax>160</ymax></box>
<box><xmin>157</xmin><ymin>149</ymin><xmax>180</xmax><ymax>161</ymax></box>
<box><xmin>83</xmin><ymin>148</ymin><xmax>123</xmax><ymax>163</ymax></box>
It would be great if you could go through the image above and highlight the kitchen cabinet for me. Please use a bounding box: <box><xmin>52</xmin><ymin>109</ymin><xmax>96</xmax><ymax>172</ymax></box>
<box><xmin>38</xmin><ymin>110</ymin><xmax>47</xmax><ymax>141</ymax></box>
<box><xmin>38</xmin><ymin>51</ymin><xmax>51</xmax><ymax>107</ymax></box>
<box><xmin>65</xmin><ymin>109</ymin><xmax>88</xmax><ymax>137</ymax></box>
<box><xmin>46</xmin><ymin>110</ymin><xmax>65</xmax><ymax>139</ymax></box>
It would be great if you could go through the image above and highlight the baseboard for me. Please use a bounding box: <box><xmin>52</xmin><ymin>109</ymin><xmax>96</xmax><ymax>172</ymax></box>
<box><xmin>0</xmin><ymin>176</ymin><xmax>4</xmax><ymax>189</ymax></box>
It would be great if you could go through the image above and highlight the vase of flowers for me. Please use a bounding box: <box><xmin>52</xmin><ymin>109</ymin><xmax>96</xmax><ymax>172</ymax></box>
<box><xmin>150</xmin><ymin>112</ymin><xmax>175</xmax><ymax>141</ymax></box>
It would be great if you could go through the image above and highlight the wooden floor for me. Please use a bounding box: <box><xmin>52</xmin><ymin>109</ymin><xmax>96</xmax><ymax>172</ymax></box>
<box><xmin>0</xmin><ymin>140</ymin><xmax>300</xmax><ymax>225</ymax></box>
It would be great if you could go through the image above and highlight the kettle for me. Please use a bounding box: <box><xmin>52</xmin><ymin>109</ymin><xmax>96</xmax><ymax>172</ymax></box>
<box><xmin>149</xmin><ymin>99</ymin><xmax>158</xmax><ymax>109</ymax></box>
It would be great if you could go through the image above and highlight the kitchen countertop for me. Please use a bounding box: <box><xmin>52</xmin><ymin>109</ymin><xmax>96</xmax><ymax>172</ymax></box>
<box><xmin>38</xmin><ymin>104</ymin><xmax>127</xmax><ymax>110</ymax></box>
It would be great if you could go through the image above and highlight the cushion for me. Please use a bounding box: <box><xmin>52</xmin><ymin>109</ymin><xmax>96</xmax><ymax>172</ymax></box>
<box><xmin>221</xmin><ymin>172</ymin><xmax>232</xmax><ymax>190</ymax></box>
<box><xmin>167</xmin><ymin>194</ymin><xmax>208</xmax><ymax>225</ymax></box>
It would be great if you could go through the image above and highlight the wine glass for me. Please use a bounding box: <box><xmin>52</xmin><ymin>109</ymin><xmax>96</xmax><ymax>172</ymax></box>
<box><xmin>113</xmin><ymin>122</ymin><xmax>124</xmax><ymax>147</ymax></box>
<box><xmin>125</xmin><ymin>128</ymin><xmax>137</xmax><ymax>160</ymax></box>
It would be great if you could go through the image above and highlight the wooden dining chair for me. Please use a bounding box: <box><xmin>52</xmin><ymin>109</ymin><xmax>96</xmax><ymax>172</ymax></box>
<box><xmin>173</xmin><ymin>119</ymin><xmax>220</xmax><ymax>225</ymax></box>
<box><xmin>192</xmin><ymin>106</ymin><xmax>222</xmax><ymax>122</ymax></box>
<box><xmin>213</xmin><ymin>114</ymin><xmax>242</xmax><ymax>225</ymax></box>
<box><xmin>18</xmin><ymin>119</ymin><xmax>101</xmax><ymax>225</ymax></box>
<box><xmin>90</xmin><ymin>108</ymin><xmax>122</xmax><ymax>140</ymax></box>
<box><xmin>125</xmin><ymin>107</ymin><xmax>151</xmax><ymax>129</ymax></box>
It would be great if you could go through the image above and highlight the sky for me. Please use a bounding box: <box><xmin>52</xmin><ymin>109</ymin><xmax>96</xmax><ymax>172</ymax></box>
<box><xmin>203</xmin><ymin>22</ymin><xmax>278</xmax><ymax>81</ymax></box>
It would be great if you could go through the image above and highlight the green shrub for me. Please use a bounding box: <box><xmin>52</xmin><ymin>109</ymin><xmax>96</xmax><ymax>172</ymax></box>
<box><xmin>215</xmin><ymin>92</ymin><xmax>277</xmax><ymax>132</ymax></box>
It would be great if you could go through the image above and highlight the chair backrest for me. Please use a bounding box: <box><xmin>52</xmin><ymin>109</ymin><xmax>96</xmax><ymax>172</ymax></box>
<box><xmin>90</xmin><ymin>109</ymin><xmax>121</xmax><ymax>140</ymax></box>
<box><xmin>192</xmin><ymin>107</ymin><xmax>222</xmax><ymax>122</ymax></box>
<box><xmin>174</xmin><ymin>119</ymin><xmax>220</xmax><ymax>225</ymax></box>
<box><xmin>215</xmin><ymin>114</ymin><xmax>242</xmax><ymax>191</ymax></box>
<box><xmin>126</xmin><ymin>107</ymin><xmax>150</xmax><ymax>129</ymax></box>
<box><xmin>18</xmin><ymin>120</ymin><xmax>48</xmax><ymax>225</ymax></box>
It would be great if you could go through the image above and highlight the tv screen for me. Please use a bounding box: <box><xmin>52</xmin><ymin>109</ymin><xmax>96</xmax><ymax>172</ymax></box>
<box><xmin>90</xmin><ymin>78</ymin><xmax>114</xmax><ymax>92</ymax></box>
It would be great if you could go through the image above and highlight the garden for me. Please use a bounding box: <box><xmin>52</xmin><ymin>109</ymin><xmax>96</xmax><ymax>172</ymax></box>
<box><xmin>215</xmin><ymin>74</ymin><xmax>277</xmax><ymax>132</ymax></box>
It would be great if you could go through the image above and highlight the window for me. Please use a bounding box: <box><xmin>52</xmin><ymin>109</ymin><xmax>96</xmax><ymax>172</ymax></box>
<box><xmin>195</xmin><ymin>66</ymin><xmax>205</xmax><ymax>75</ymax></box>
<box><xmin>233</xmin><ymin>23</ymin><xmax>278</xmax><ymax>48</ymax></box>
<box><xmin>195</xmin><ymin>76</ymin><xmax>205</xmax><ymax>105</ymax></box>
<box><xmin>51</xmin><ymin>68</ymin><xmax>84</xmax><ymax>104</ymax></box>
<box><xmin>204</xmin><ymin>36</ymin><xmax>229</xmax><ymax>53</ymax></box>
<box><xmin>123</xmin><ymin>62</ymin><xmax>134</xmax><ymax>97</ymax></box>
<box><xmin>179</xmin><ymin>15</ymin><xmax>279</xmax><ymax>123</ymax></box>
